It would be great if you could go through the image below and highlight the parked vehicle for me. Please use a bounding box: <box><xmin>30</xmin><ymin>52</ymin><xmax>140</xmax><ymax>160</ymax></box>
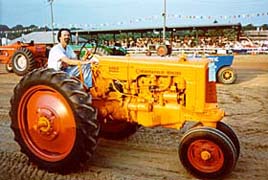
<box><xmin>188</xmin><ymin>54</ymin><xmax>237</xmax><ymax>84</ymax></box>
<box><xmin>146</xmin><ymin>41</ymin><xmax>172</xmax><ymax>57</ymax></box>
<box><xmin>0</xmin><ymin>41</ymin><xmax>48</xmax><ymax>76</ymax></box>
<box><xmin>0</xmin><ymin>40</ymin><xmax>127</xmax><ymax>76</ymax></box>
<box><xmin>71</xmin><ymin>42</ymin><xmax>127</xmax><ymax>57</ymax></box>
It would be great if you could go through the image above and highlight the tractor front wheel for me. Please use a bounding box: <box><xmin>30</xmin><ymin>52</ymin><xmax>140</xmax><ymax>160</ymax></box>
<box><xmin>178</xmin><ymin>127</ymin><xmax>237</xmax><ymax>179</ymax></box>
<box><xmin>9</xmin><ymin>68</ymin><xmax>100</xmax><ymax>173</ymax></box>
<box><xmin>216</xmin><ymin>121</ymin><xmax>240</xmax><ymax>159</ymax></box>
<box><xmin>12</xmin><ymin>48</ymin><xmax>36</xmax><ymax>76</ymax></box>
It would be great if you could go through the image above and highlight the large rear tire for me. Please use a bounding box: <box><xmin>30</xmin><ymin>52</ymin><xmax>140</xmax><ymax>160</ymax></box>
<box><xmin>178</xmin><ymin>127</ymin><xmax>237</xmax><ymax>179</ymax></box>
<box><xmin>9</xmin><ymin>68</ymin><xmax>100</xmax><ymax>173</ymax></box>
<box><xmin>12</xmin><ymin>48</ymin><xmax>36</xmax><ymax>76</ymax></box>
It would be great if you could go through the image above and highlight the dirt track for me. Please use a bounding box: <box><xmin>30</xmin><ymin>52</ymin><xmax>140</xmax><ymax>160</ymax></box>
<box><xmin>0</xmin><ymin>55</ymin><xmax>267</xmax><ymax>180</ymax></box>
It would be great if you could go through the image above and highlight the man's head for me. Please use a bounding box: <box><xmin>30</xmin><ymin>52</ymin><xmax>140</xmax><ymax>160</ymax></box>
<box><xmin>57</xmin><ymin>28</ymin><xmax>71</xmax><ymax>46</ymax></box>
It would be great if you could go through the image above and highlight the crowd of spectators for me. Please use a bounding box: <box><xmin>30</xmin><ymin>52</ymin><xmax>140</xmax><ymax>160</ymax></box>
<box><xmin>99</xmin><ymin>35</ymin><xmax>268</xmax><ymax>52</ymax></box>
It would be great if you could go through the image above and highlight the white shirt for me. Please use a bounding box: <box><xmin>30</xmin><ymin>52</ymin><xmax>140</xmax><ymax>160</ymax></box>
<box><xmin>48</xmin><ymin>44</ymin><xmax>77</xmax><ymax>70</ymax></box>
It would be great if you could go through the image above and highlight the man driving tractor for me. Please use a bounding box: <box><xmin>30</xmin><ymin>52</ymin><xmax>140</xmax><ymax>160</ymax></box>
<box><xmin>48</xmin><ymin>28</ymin><xmax>98</xmax><ymax>88</ymax></box>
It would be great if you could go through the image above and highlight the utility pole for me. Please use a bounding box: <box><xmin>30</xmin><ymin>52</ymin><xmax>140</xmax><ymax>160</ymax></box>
<box><xmin>48</xmin><ymin>0</ymin><xmax>55</xmax><ymax>43</ymax></box>
<box><xmin>162</xmin><ymin>0</ymin><xmax>166</xmax><ymax>42</ymax></box>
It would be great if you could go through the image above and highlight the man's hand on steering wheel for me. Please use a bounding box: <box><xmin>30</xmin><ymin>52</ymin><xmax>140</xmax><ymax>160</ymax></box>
<box><xmin>82</xmin><ymin>49</ymin><xmax>92</xmax><ymax>61</ymax></box>
<box><xmin>81</xmin><ymin>49</ymin><xmax>99</xmax><ymax>64</ymax></box>
<box><xmin>79</xmin><ymin>39</ymin><xmax>99</xmax><ymax>64</ymax></box>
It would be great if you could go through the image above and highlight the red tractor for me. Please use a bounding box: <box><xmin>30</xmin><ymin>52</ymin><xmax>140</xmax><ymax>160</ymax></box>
<box><xmin>0</xmin><ymin>41</ymin><xmax>48</xmax><ymax>76</ymax></box>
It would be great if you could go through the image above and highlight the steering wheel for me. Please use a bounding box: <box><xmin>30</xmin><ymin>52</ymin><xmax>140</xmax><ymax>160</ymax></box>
<box><xmin>78</xmin><ymin>39</ymin><xmax>98</xmax><ymax>61</ymax></box>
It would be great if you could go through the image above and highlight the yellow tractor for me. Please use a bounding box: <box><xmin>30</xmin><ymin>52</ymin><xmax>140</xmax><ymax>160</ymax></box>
<box><xmin>9</xmin><ymin>45</ymin><xmax>239</xmax><ymax>179</ymax></box>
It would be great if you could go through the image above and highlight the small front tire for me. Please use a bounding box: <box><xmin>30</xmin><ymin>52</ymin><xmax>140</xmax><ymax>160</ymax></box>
<box><xmin>178</xmin><ymin>127</ymin><xmax>237</xmax><ymax>179</ymax></box>
<box><xmin>216</xmin><ymin>121</ymin><xmax>240</xmax><ymax>159</ymax></box>
<box><xmin>11</xmin><ymin>48</ymin><xmax>36</xmax><ymax>76</ymax></box>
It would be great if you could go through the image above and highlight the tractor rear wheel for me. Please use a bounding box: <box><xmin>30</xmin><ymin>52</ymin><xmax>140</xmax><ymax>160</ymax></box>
<box><xmin>12</xmin><ymin>47</ymin><xmax>36</xmax><ymax>76</ymax></box>
<box><xmin>178</xmin><ymin>127</ymin><xmax>237</xmax><ymax>179</ymax></box>
<box><xmin>9</xmin><ymin>68</ymin><xmax>100</xmax><ymax>173</ymax></box>
<box><xmin>100</xmin><ymin>118</ymin><xmax>139</xmax><ymax>140</ymax></box>
<box><xmin>217</xmin><ymin>66</ymin><xmax>237</xmax><ymax>84</ymax></box>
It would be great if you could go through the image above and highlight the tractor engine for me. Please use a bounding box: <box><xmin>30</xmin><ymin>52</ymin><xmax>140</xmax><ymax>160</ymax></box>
<box><xmin>90</xmin><ymin>55</ymin><xmax>223</xmax><ymax>129</ymax></box>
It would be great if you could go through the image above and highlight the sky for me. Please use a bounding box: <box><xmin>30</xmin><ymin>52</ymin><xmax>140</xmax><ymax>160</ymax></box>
<box><xmin>0</xmin><ymin>0</ymin><xmax>268</xmax><ymax>30</ymax></box>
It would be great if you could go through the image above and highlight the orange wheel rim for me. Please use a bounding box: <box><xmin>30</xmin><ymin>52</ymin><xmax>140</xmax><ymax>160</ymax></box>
<box><xmin>18</xmin><ymin>85</ymin><xmax>76</xmax><ymax>162</ymax></box>
<box><xmin>187</xmin><ymin>139</ymin><xmax>224</xmax><ymax>173</ymax></box>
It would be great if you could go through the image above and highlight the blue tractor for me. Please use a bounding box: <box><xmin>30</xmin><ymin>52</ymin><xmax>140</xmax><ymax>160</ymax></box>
<box><xmin>188</xmin><ymin>54</ymin><xmax>237</xmax><ymax>84</ymax></box>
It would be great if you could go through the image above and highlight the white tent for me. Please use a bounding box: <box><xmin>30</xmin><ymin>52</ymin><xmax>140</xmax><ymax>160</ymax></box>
<box><xmin>9</xmin><ymin>31</ymin><xmax>86</xmax><ymax>45</ymax></box>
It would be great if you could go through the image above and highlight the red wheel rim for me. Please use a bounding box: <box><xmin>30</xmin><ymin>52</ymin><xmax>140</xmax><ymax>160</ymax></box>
<box><xmin>187</xmin><ymin>139</ymin><xmax>224</xmax><ymax>173</ymax></box>
<box><xmin>18</xmin><ymin>85</ymin><xmax>76</xmax><ymax>162</ymax></box>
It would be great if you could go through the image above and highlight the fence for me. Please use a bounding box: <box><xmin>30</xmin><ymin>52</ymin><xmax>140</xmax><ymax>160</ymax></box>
<box><xmin>127</xmin><ymin>47</ymin><xmax>268</xmax><ymax>55</ymax></box>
